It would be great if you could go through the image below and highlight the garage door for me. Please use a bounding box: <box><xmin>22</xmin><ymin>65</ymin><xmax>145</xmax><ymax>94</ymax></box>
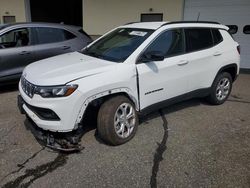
<box><xmin>30</xmin><ymin>0</ymin><xmax>83</xmax><ymax>27</ymax></box>
<box><xmin>184</xmin><ymin>0</ymin><xmax>250</xmax><ymax>69</ymax></box>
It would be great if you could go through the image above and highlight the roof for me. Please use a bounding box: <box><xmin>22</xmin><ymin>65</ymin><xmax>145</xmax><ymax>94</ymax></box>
<box><xmin>0</xmin><ymin>22</ymin><xmax>82</xmax><ymax>31</ymax></box>
<box><xmin>122</xmin><ymin>21</ymin><xmax>228</xmax><ymax>30</ymax></box>
<box><xmin>121</xmin><ymin>22</ymin><xmax>167</xmax><ymax>30</ymax></box>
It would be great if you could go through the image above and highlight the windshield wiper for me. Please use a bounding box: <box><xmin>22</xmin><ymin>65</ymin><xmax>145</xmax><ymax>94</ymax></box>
<box><xmin>82</xmin><ymin>49</ymin><xmax>101</xmax><ymax>58</ymax></box>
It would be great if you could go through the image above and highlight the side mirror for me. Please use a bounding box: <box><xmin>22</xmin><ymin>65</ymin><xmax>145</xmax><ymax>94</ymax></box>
<box><xmin>140</xmin><ymin>51</ymin><xmax>165</xmax><ymax>63</ymax></box>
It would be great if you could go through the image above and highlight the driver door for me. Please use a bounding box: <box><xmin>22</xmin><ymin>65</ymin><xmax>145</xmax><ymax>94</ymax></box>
<box><xmin>136</xmin><ymin>29</ymin><xmax>189</xmax><ymax>110</ymax></box>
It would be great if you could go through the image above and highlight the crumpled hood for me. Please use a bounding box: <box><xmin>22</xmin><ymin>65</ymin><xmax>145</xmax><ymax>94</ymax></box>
<box><xmin>23</xmin><ymin>52</ymin><xmax>116</xmax><ymax>86</ymax></box>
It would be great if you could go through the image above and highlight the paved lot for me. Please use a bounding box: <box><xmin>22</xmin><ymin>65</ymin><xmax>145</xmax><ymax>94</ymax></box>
<box><xmin>0</xmin><ymin>74</ymin><xmax>249</xmax><ymax>188</ymax></box>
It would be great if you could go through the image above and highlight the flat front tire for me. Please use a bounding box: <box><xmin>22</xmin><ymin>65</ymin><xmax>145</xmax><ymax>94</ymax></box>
<box><xmin>97</xmin><ymin>96</ymin><xmax>138</xmax><ymax>145</ymax></box>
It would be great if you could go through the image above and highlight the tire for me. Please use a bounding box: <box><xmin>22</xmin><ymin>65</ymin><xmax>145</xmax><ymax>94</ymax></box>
<box><xmin>207</xmin><ymin>72</ymin><xmax>232</xmax><ymax>105</ymax></box>
<box><xmin>97</xmin><ymin>96</ymin><xmax>138</xmax><ymax>145</ymax></box>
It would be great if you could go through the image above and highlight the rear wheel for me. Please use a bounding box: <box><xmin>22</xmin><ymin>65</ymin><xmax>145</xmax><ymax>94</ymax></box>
<box><xmin>97</xmin><ymin>96</ymin><xmax>138</xmax><ymax>145</ymax></box>
<box><xmin>207</xmin><ymin>72</ymin><xmax>232</xmax><ymax>105</ymax></box>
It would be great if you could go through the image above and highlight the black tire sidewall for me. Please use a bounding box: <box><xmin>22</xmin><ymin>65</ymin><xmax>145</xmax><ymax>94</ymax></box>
<box><xmin>210</xmin><ymin>72</ymin><xmax>232</xmax><ymax>105</ymax></box>
<box><xmin>97</xmin><ymin>96</ymin><xmax>138</xmax><ymax>145</ymax></box>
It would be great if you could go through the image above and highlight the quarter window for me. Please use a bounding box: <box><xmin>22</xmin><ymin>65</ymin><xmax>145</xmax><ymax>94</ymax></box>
<box><xmin>36</xmin><ymin>27</ymin><xmax>76</xmax><ymax>44</ymax></box>
<box><xmin>144</xmin><ymin>29</ymin><xmax>185</xmax><ymax>57</ymax></box>
<box><xmin>243</xmin><ymin>25</ymin><xmax>250</xmax><ymax>34</ymax></box>
<box><xmin>185</xmin><ymin>28</ymin><xmax>213</xmax><ymax>52</ymax></box>
<box><xmin>64</xmin><ymin>30</ymin><xmax>77</xmax><ymax>40</ymax></box>
<box><xmin>212</xmin><ymin>29</ymin><xmax>223</xmax><ymax>45</ymax></box>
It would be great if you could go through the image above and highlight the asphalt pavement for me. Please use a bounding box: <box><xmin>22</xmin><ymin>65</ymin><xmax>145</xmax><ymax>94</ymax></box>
<box><xmin>0</xmin><ymin>74</ymin><xmax>249</xmax><ymax>188</ymax></box>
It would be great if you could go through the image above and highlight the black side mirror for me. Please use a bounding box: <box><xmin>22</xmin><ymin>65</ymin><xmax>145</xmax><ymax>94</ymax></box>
<box><xmin>140</xmin><ymin>51</ymin><xmax>165</xmax><ymax>63</ymax></box>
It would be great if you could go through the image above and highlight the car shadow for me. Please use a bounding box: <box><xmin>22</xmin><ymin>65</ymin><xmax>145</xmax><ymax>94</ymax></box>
<box><xmin>139</xmin><ymin>98</ymin><xmax>206</xmax><ymax>124</ymax></box>
<box><xmin>0</xmin><ymin>83</ymin><xmax>19</xmax><ymax>94</ymax></box>
<box><xmin>22</xmin><ymin>97</ymin><xmax>208</xmax><ymax>148</ymax></box>
<box><xmin>93</xmin><ymin>98</ymin><xmax>207</xmax><ymax>145</ymax></box>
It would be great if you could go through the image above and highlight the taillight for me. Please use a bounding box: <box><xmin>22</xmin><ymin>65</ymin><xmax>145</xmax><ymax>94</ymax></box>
<box><xmin>237</xmin><ymin>45</ymin><xmax>240</xmax><ymax>54</ymax></box>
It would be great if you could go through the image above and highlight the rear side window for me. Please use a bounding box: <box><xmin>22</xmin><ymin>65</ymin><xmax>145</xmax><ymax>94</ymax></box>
<box><xmin>36</xmin><ymin>27</ymin><xmax>76</xmax><ymax>44</ymax></box>
<box><xmin>212</xmin><ymin>29</ymin><xmax>223</xmax><ymax>45</ymax></box>
<box><xmin>144</xmin><ymin>29</ymin><xmax>185</xmax><ymax>57</ymax></box>
<box><xmin>185</xmin><ymin>28</ymin><xmax>213</xmax><ymax>53</ymax></box>
<box><xmin>64</xmin><ymin>30</ymin><xmax>76</xmax><ymax>40</ymax></box>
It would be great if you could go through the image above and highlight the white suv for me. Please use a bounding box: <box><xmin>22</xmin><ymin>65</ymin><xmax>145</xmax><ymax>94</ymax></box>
<box><xmin>18</xmin><ymin>21</ymin><xmax>240</xmax><ymax>150</ymax></box>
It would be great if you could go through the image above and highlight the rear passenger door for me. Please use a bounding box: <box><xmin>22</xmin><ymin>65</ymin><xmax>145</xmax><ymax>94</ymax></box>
<box><xmin>32</xmin><ymin>27</ymin><xmax>76</xmax><ymax>61</ymax></box>
<box><xmin>184</xmin><ymin>28</ymin><xmax>222</xmax><ymax>92</ymax></box>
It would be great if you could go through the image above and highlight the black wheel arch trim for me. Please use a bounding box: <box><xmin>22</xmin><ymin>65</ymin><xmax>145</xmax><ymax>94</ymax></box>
<box><xmin>216</xmin><ymin>63</ymin><xmax>238</xmax><ymax>82</ymax></box>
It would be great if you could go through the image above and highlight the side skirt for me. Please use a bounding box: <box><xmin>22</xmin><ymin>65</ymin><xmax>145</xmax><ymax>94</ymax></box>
<box><xmin>139</xmin><ymin>88</ymin><xmax>211</xmax><ymax>116</ymax></box>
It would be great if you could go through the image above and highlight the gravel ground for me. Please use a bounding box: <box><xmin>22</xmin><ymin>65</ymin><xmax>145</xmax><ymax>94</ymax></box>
<box><xmin>0</xmin><ymin>74</ymin><xmax>249</xmax><ymax>188</ymax></box>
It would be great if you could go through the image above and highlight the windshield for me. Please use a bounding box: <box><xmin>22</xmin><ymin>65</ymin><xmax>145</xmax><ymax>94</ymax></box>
<box><xmin>82</xmin><ymin>28</ymin><xmax>154</xmax><ymax>62</ymax></box>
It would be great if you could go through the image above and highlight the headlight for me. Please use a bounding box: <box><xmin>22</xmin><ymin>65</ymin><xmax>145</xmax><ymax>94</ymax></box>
<box><xmin>35</xmin><ymin>85</ymin><xmax>78</xmax><ymax>98</ymax></box>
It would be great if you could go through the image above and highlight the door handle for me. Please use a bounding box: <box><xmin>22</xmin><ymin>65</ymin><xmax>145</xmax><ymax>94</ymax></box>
<box><xmin>19</xmin><ymin>51</ymin><xmax>30</xmax><ymax>55</ymax></box>
<box><xmin>177</xmin><ymin>60</ymin><xmax>189</xmax><ymax>66</ymax></box>
<box><xmin>61</xmin><ymin>46</ymin><xmax>70</xmax><ymax>50</ymax></box>
<box><xmin>213</xmin><ymin>52</ymin><xmax>222</xmax><ymax>56</ymax></box>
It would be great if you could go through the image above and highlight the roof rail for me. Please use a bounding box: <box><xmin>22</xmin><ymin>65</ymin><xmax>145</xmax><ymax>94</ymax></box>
<box><xmin>124</xmin><ymin>22</ymin><xmax>140</xmax><ymax>25</ymax></box>
<box><xmin>162</xmin><ymin>21</ymin><xmax>220</xmax><ymax>26</ymax></box>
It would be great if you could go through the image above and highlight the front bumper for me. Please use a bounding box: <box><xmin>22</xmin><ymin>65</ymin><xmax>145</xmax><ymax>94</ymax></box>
<box><xmin>18</xmin><ymin>94</ymin><xmax>84</xmax><ymax>152</ymax></box>
<box><xmin>18</xmin><ymin>81</ymin><xmax>84</xmax><ymax>132</ymax></box>
<box><xmin>22</xmin><ymin>111</ymin><xmax>83</xmax><ymax>152</ymax></box>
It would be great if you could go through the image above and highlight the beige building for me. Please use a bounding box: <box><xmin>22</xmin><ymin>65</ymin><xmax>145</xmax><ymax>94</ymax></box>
<box><xmin>0</xmin><ymin>0</ymin><xmax>184</xmax><ymax>35</ymax></box>
<box><xmin>1</xmin><ymin>0</ymin><xmax>249</xmax><ymax>68</ymax></box>
<box><xmin>83</xmin><ymin>0</ymin><xmax>184</xmax><ymax>35</ymax></box>
<box><xmin>0</xmin><ymin>0</ymin><xmax>27</xmax><ymax>24</ymax></box>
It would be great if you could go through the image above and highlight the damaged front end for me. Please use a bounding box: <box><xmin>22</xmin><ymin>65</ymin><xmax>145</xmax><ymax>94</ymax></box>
<box><xmin>18</xmin><ymin>93</ymin><xmax>100</xmax><ymax>152</ymax></box>
<box><xmin>18</xmin><ymin>94</ymin><xmax>85</xmax><ymax>152</ymax></box>
<box><xmin>25</xmin><ymin>117</ymin><xmax>84</xmax><ymax>152</ymax></box>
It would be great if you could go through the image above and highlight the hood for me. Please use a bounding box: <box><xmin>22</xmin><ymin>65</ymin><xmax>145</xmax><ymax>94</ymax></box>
<box><xmin>23</xmin><ymin>52</ymin><xmax>116</xmax><ymax>86</ymax></box>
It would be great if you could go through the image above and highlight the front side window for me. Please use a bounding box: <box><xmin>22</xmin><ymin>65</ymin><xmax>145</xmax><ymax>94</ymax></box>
<box><xmin>0</xmin><ymin>28</ymin><xmax>31</xmax><ymax>48</ymax></box>
<box><xmin>82</xmin><ymin>28</ymin><xmax>153</xmax><ymax>62</ymax></box>
<box><xmin>144</xmin><ymin>29</ymin><xmax>185</xmax><ymax>57</ymax></box>
<box><xmin>185</xmin><ymin>28</ymin><xmax>213</xmax><ymax>52</ymax></box>
<box><xmin>36</xmin><ymin>27</ymin><xmax>76</xmax><ymax>44</ymax></box>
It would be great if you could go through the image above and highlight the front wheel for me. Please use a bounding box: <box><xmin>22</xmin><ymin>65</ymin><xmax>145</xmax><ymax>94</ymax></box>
<box><xmin>97</xmin><ymin>96</ymin><xmax>138</xmax><ymax>145</ymax></box>
<box><xmin>207</xmin><ymin>72</ymin><xmax>232</xmax><ymax>105</ymax></box>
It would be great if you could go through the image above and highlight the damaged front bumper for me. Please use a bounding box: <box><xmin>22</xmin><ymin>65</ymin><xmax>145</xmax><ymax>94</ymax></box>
<box><xmin>18</xmin><ymin>95</ymin><xmax>84</xmax><ymax>152</ymax></box>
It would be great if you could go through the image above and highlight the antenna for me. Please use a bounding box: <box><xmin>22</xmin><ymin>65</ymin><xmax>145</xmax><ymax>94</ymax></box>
<box><xmin>197</xmin><ymin>12</ymin><xmax>200</xmax><ymax>21</ymax></box>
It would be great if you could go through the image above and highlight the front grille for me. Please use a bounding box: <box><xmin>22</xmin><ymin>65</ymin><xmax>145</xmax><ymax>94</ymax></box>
<box><xmin>21</xmin><ymin>76</ymin><xmax>37</xmax><ymax>98</ymax></box>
